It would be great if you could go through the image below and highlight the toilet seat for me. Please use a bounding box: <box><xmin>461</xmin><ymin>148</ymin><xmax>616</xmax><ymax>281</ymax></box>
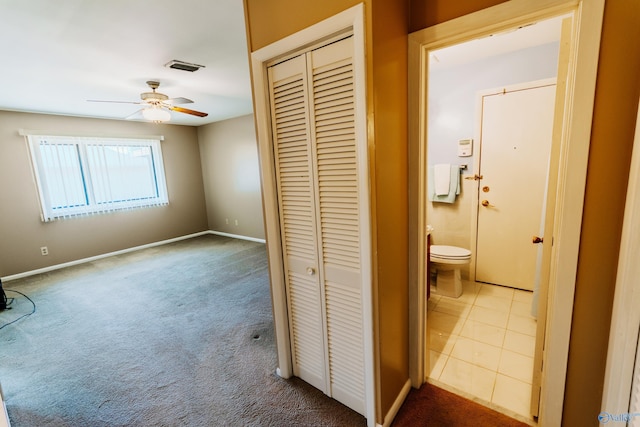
<box><xmin>430</xmin><ymin>245</ymin><xmax>471</xmax><ymax>264</ymax></box>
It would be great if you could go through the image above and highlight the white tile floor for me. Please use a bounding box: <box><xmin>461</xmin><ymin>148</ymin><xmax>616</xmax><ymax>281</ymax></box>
<box><xmin>427</xmin><ymin>281</ymin><xmax>537</xmax><ymax>421</ymax></box>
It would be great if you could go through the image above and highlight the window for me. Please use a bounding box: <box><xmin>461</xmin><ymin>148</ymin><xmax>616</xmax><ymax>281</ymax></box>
<box><xmin>26</xmin><ymin>134</ymin><xmax>168</xmax><ymax>221</ymax></box>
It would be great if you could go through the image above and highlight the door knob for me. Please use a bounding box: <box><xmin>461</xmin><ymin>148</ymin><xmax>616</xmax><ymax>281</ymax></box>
<box><xmin>306</xmin><ymin>267</ymin><xmax>316</xmax><ymax>276</ymax></box>
<box><xmin>481</xmin><ymin>200</ymin><xmax>495</xmax><ymax>207</ymax></box>
<box><xmin>532</xmin><ymin>236</ymin><xmax>544</xmax><ymax>244</ymax></box>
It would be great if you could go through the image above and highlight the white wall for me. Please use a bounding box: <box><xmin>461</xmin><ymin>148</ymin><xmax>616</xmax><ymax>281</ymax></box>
<box><xmin>198</xmin><ymin>114</ymin><xmax>265</xmax><ymax>240</ymax></box>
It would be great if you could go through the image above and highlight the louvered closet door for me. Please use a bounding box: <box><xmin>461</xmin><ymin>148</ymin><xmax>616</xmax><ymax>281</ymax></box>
<box><xmin>308</xmin><ymin>37</ymin><xmax>365</xmax><ymax>415</ymax></box>
<box><xmin>268</xmin><ymin>55</ymin><xmax>327</xmax><ymax>393</ymax></box>
<box><xmin>268</xmin><ymin>36</ymin><xmax>365</xmax><ymax>415</ymax></box>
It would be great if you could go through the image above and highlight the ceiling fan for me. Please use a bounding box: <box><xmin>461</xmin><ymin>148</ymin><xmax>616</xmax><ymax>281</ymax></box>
<box><xmin>88</xmin><ymin>81</ymin><xmax>208</xmax><ymax>123</ymax></box>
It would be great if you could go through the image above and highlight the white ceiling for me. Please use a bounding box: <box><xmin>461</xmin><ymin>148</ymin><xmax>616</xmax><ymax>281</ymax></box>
<box><xmin>0</xmin><ymin>3</ymin><xmax>564</xmax><ymax>127</ymax></box>
<box><xmin>0</xmin><ymin>0</ymin><xmax>253</xmax><ymax>126</ymax></box>
<box><xmin>430</xmin><ymin>16</ymin><xmax>565</xmax><ymax>70</ymax></box>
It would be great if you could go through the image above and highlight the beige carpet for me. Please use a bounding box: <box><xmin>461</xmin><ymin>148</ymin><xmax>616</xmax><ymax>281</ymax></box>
<box><xmin>0</xmin><ymin>235</ymin><xmax>366</xmax><ymax>426</ymax></box>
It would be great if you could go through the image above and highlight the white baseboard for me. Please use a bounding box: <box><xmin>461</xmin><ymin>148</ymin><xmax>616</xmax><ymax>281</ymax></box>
<box><xmin>208</xmin><ymin>230</ymin><xmax>266</xmax><ymax>244</ymax></box>
<box><xmin>1</xmin><ymin>230</ymin><xmax>264</xmax><ymax>282</ymax></box>
<box><xmin>0</xmin><ymin>402</ymin><xmax>8</xmax><ymax>427</ymax></box>
<box><xmin>378</xmin><ymin>379</ymin><xmax>412</xmax><ymax>427</ymax></box>
<box><xmin>0</xmin><ymin>381</ymin><xmax>10</xmax><ymax>427</ymax></box>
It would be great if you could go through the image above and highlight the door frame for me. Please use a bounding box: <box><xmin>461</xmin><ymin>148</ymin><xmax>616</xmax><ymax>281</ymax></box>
<box><xmin>250</xmin><ymin>5</ymin><xmax>375</xmax><ymax>426</ymax></box>
<box><xmin>600</xmin><ymin>94</ymin><xmax>640</xmax><ymax>420</ymax></box>
<box><xmin>470</xmin><ymin>78</ymin><xmax>557</xmax><ymax>289</ymax></box>
<box><xmin>408</xmin><ymin>0</ymin><xmax>605</xmax><ymax>424</ymax></box>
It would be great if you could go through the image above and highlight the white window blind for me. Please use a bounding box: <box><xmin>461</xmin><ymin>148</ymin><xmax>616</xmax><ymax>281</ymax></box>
<box><xmin>27</xmin><ymin>135</ymin><xmax>168</xmax><ymax>221</ymax></box>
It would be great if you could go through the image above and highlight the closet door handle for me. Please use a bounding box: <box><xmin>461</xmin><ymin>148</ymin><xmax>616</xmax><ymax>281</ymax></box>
<box><xmin>306</xmin><ymin>267</ymin><xmax>316</xmax><ymax>276</ymax></box>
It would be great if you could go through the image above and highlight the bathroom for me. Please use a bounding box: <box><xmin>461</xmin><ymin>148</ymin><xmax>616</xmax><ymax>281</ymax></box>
<box><xmin>424</xmin><ymin>15</ymin><xmax>565</xmax><ymax>422</ymax></box>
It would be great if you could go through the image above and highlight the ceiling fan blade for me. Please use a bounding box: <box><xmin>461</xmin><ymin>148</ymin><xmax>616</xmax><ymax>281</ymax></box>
<box><xmin>170</xmin><ymin>106</ymin><xmax>208</xmax><ymax>117</ymax></box>
<box><xmin>168</xmin><ymin>97</ymin><xmax>194</xmax><ymax>105</ymax></box>
<box><xmin>87</xmin><ymin>100</ymin><xmax>142</xmax><ymax>105</ymax></box>
<box><xmin>124</xmin><ymin>109</ymin><xmax>145</xmax><ymax>120</ymax></box>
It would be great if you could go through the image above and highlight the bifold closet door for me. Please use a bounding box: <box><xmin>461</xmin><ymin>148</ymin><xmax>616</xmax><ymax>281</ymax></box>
<box><xmin>268</xmin><ymin>36</ymin><xmax>366</xmax><ymax>415</ymax></box>
<box><xmin>268</xmin><ymin>54</ymin><xmax>327</xmax><ymax>393</ymax></box>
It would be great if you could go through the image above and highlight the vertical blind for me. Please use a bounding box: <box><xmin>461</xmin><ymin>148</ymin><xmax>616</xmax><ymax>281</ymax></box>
<box><xmin>26</xmin><ymin>134</ymin><xmax>168</xmax><ymax>221</ymax></box>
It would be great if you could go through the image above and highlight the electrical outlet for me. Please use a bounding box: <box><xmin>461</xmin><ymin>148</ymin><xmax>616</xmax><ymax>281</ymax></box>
<box><xmin>225</xmin><ymin>218</ymin><xmax>229</xmax><ymax>224</ymax></box>
<box><xmin>40</xmin><ymin>246</ymin><xmax>49</xmax><ymax>256</ymax></box>
<box><xmin>234</xmin><ymin>219</ymin><xmax>238</xmax><ymax>226</ymax></box>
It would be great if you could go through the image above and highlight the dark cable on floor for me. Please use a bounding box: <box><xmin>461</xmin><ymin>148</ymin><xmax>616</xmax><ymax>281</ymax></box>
<box><xmin>0</xmin><ymin>279</ymin><xmax>7</xmax><ymax>310</ymax></box>
<box><xmin>0</xmin><ymin>289</ymin><xmax>36</xmax><ymax>330</ymax></box>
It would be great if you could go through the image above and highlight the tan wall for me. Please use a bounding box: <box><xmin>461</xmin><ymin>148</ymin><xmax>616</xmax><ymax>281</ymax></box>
<box><xmin>369</xmin><ymin>0</ymin><xmax>409</xmax><ymax>417</ymax></box>
<box><xmin>0</xmin><ymin>111</ymin><xmax>208</xmax><ymax>277</ymax></box>
<box><xmin>198</xmin><ymin>114</ymin><xmax>265</xmax><ymax>240</ymax></box>
<box><xmin>243</xmin><ymin>0</ymin><xmax>360</xmax><ymax>51</ymax></box>
<box><xmin>411</xmin><ymin>0</ymin><xmax>640</xmax><ymax>425</ymax></box>
<box><xmin>243</xmin><ymin>0</ymin><xmax>410</xmax><ymax>421</ymax></box>
<box><xmin>409</xmin><ymin>0</ymin><xmax>507</xmax><ymax>32</ymax></box>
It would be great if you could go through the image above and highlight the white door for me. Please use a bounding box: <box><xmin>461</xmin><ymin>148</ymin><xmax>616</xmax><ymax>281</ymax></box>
<box><xmin>475</xmin><ymin>83</ymin><xmax>556</xmax><ymax>291</ymax></box>
<box><xmin>268</xmin><ymin>36</ymin><xmax>366</xmax><ymax>415</ymax></box>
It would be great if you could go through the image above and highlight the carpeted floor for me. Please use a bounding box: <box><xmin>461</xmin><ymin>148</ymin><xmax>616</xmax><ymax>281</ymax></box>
<box><xmin>0</xmin><ymin>235</ymin><xmax>366</xmax><ymax>427</ymax></box>
<box><xmin>392</xmin><ymin>382</ymin><xmax>530</xmax><ymax>427</ymax></box>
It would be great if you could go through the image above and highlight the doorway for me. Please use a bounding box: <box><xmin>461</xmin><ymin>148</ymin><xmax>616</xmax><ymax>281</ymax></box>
<box><xmin>425</xmin><ymin>23</ymin><xmax>561</xmax><ymax>421</ymax></box>
<box><xmin>408</xmin><ymin>0</ymin><xmax>605</xmax><ymax>425</ymax></box>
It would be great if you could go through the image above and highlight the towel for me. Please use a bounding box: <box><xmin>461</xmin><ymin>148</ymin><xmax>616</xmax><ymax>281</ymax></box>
<box><xmin>428</xmin><ymin>165</ymin><xmax>460</xmax><ymax>203</ymax></box>
<box><xmin>434</xmin><ymin>164</ymin><xmax>451</xmax><ymax>196</ymax></box>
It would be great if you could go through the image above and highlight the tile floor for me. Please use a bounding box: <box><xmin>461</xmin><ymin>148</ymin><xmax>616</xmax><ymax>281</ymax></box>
<box><xmin>427</xmin><ymin>280</ymin><xmax>537</xmax><ymax>421</ymax></box>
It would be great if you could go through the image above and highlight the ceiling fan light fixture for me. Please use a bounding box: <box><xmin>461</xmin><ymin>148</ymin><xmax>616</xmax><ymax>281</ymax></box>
<box><xmin>89</xmin><ymin>81</ymin><xmax>207</xmax><ymax>121</ymax></box>
<box><xmin>142</xmin><ymin>107</ymin><xmax>171</xmax><ymax>123</ymax></box>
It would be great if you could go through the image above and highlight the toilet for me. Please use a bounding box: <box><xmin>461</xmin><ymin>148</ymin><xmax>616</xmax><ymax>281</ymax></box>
<box><xmin>430</xmin><ymin>245</ymin><xmax>471</xmax><ymax>298</ymax></box>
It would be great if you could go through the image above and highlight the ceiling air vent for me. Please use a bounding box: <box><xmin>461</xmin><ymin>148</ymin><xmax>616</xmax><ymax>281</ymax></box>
<box><xmin>164</xmin><ymin>60</ymin><xmax>205</xmax><ymax>72</ymax></box>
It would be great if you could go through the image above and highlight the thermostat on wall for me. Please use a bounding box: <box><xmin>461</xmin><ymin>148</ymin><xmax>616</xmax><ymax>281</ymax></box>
<box><xmin>458</xmin><ymin>139</ymin><xmax>473</xmax><ymax>157</ymax></box>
